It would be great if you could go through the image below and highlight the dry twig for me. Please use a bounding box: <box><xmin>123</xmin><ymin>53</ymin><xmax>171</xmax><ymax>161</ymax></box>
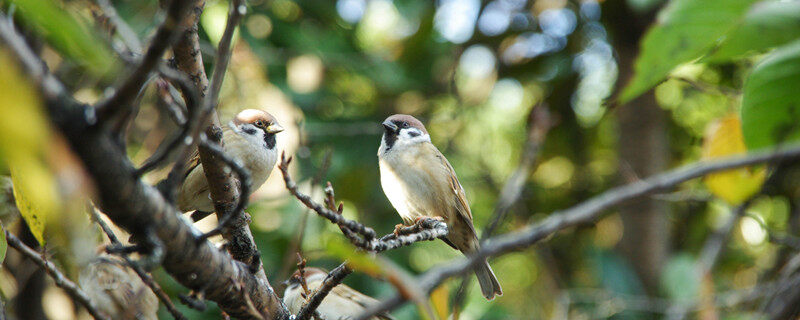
<box><xmin>6</xmin><ymin>231</ymin><xmax>109</xmax><ymax>320</ymax></box>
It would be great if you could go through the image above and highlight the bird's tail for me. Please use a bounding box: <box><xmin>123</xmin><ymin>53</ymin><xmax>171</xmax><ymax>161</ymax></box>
<box><xmin>474</xmin><ymin>259</ymin><xmax>502</xmax><ymax>300</ymax></box>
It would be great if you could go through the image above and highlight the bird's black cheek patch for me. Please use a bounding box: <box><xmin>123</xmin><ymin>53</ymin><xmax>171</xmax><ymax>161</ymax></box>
<box><xmin>243</xmin><ymin>127</ymin><xmax>258</xmax><ymax>135</ymax></box>
<box><xmin>407</xmin><ymin>131</ymin><xmax>420</xmax><ymax>138</ymax></box>
<box><xmin>383</xmin><ymin>133</ymin><xmax>397</xmax><ymax>151</ymax></box>
<box><xmin>264</xmin><ymin>134</ymin><xmax>277</xmax><ymax>149</ymax></box>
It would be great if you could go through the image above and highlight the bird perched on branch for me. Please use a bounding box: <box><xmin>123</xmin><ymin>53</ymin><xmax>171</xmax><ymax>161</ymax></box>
<box><xmin>178</xmin><ymin>109</ymin><xmax>283</xmax><ymax>218</ymax></box>
<box><xmin>79</xmin><ymin>255</ymin><xmax>159</xmax><ymax>320</ymax></box>
<box><xmin>283</xmin><ymin>267</ymin><xmax>394</xmax><ymax>320</ymax></box>
<box><xmin>377</xmin><ymin>114</ymin><xmax>502</xmax><ymax>300</ymax></box>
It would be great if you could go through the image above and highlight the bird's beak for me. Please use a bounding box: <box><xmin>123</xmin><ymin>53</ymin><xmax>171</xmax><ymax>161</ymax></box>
<box><xmin>382</xmin><ymin>120</ymin><xmax>398</xmax><ymax>133</ymax></box>
<box><xmin>266</xmin><ymin>124</ymin><xmax>284</xmax><ymax>134</ymax></box>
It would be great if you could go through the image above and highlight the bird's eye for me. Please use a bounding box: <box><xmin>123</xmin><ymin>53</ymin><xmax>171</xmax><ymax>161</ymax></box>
<box><xmin>402</xmin><ymin>122</ymin><xmax>409</xmax><ymax>128</ymax></box>
<box><xmin>254</xmin><ymin>121</ymin><xmax>264</xmax><ymax>127</ymax></box>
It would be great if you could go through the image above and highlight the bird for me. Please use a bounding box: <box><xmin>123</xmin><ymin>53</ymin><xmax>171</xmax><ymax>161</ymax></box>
<box><xmin>377</xmin><ymin>114</ymin><xmax>502</xmax><ymax>300</ymax></box>
<box><xmin>177</xmin><ymin>109</ymin><xmax>283</xmax><ymax>218</ymax></box>
<box><xmin>79</xmin><ymin>255</ymin><xmax>159</xmax><ymax>320</ymax></box>
<box><xmin>283</xmin><ymin>267</ymin><xmax>394</xmax><ymax>320</ymax></box>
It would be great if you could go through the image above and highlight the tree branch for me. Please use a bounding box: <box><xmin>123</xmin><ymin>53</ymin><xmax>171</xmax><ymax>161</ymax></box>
<box><xmin>0</xmin><ymin>9</ymin><xmax>289</xmax><ymax>319</ymax></box>
<box><xmin>95</xmin><ymin>0</ymin><xmax>191</xmax><ymax>121</ymax></box>
<box><xmin>295</xmin><ymin>263</ymin><xmax>353</xmax><ymax>320</ymax></box>
<box><xmin>90</xmin><ymin>209</ymin><xmax>188</xmax><ymax>320</ymax></box>
<box><xmin>279</xmin><ymin>153</ymin><xmax>449</xmax><ymax>253</ymax></box>
<box><xmin>356</xmin><ymin>144</ymin><xmax>800</xmax><ymax>319</ymax></box>
<box><xmin>6</xmin><ymin>231</ymin><xmax>109</xmax><ymax>320</ymax></box>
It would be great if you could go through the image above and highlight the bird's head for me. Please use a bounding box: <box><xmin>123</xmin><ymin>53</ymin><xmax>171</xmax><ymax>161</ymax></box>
<box><xmin>231</xmin><ymin>109</ymin><xmax>284</xmax><ymax>149</ymax></box>
<box><xmin>380</xmin><ymin>114</ymin><xmax>429</xmax><ymax>153</ymax></box>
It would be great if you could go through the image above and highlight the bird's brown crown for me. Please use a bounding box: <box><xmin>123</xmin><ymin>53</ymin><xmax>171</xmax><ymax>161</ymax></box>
<box><xmin>233</xmin><ymin>109</ymin><xmax>279</xmax><ymax>129</ymax></box>
<box><xmin>385</xmin><ymin>114</ymin><xmax>427</xmax><ymax>135</ymax></box>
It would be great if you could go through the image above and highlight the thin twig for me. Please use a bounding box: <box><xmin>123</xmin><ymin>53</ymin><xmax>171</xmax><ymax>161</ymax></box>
<box><xmin>90</xmin><ymin>209</ymin><xmax>188</xmax><ymax>320</ymax></box>
<box><xmin>296</xmin><ymin>263</ymin><xmax>353</xmax><ymax>320</ymax></box>
<box><xmin>204</xmin><ymin>0</ymin><xmax>245</xmax><ymax>112</ymax></box>
<box><xmin>1</xmin><ymin>3</ymin><xmax>289</xmax><ymax>318</ymax></box>
<box><xmin>89</xmin><ymin>0</ymin><xmax>143</xmax><ymax>55</ymax></box>
<box><xmin>278</xmin><ymin>150</ymin><xmax>333</xmax><ymax>281</ymax></box>
<box><xmin>279</xmin><ymin>153</ymin><xmax>377</xmax><ymax>240</ymax></box>
<box><xmin>453</xmin><ymin>105</ymin><xmax>552</xmax><ymax>316</ymax></box>
<box><xmin>484</xmin><ymin>105</ymin><xmax>552</xmax><ymax>239</ymax></box>
<box><xmin>195</xmin><ymin>135</ymin><xmax>252</xmax><ymax>242</ymax></box>
<box><xmin>95</xmin><ymin>0</ymin><xmax>192</xmax><ymax>121</ymax></box>
<box><xmin>356</xmin><ymin>144</ymin><xmax>800</xmax><ymax>319</ymax></box>
<box><xmin>6</xmin><ymin>231</ymin><xmax>110</xmax><ymax>320</ymax></box>
<box><xmin>666</xmin><ymin>197</ymin><xmax>757</xmax><ymax>320</ymax></box>
<box><xmin>280</xmin><ymin>153</ymin><xmax>449</xmax><ymax>253</ymax></box>
<box><xmin>134</xmin><ymin>66</ymin><xmax>202</xmax><ymax>176</ymax></box>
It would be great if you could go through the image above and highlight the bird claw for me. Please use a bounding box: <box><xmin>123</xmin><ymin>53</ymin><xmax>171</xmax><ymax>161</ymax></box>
<box><xmin>393</xmin><ymin>224</ymin><xmax>405</xmax><ymax>236</ymax></box>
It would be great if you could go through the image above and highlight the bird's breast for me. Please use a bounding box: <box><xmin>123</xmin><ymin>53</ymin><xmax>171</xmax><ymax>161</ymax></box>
<box><xmin>225</xmin><ymin>136</ymin><xmax>277</xmax><ymax>191</ymax></box>
<box><xmin>379</xmin><ymin>155</ymin><xmax>443</xmax><ymax>223</ymax></box>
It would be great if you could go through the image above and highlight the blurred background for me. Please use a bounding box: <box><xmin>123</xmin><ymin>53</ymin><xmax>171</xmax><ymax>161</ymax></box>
<box><xmin>2</xmin><ymin>0</ymin><xmax>799</xmax><ymax>319</ymax></box>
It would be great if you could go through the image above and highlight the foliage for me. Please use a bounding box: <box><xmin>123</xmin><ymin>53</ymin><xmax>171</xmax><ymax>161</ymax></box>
<box><xmin>2</xmin><ymin>0</ymin><xmax>800</xmax><ymax>319</ymax></box>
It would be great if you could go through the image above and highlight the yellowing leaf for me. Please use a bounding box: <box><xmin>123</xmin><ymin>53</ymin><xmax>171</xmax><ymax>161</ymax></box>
<box><xmin>703</xmin><ymin>114</ymin><xmax>766</xmax><ymax>204</ymax></box>
<box><xmin>430</xmin><ymin>283</ymin><xmax>449</xmax><ymax>320</ymax></box>
<box><xmin>0</xmin><ymin>49</ymin><xmax>59</xmax><ymax>245</ymax></box>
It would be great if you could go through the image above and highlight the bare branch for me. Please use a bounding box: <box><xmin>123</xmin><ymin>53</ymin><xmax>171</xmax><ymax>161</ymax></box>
<box><xmin>205</xmin><ymin>0</ymin><xmax>244</xmax><ymax>111</ymax></box>
<box><xmin>88</xmin><ymin>0</ymin><xmax>143</xmax><ymax>56</ymax></box>
<box><xmin>279</xmin><ymin>153</ymin><xmax>449</xmax><ymax>253</ymax></box>
<box><xmin>6</xmin><ymin>231</ymin><xmax>109</xmax><ymax>320</ymax></box>
<box><xmin>484</xmin><ymin>106</ymin><xmax>552</xmax><ymax>239</ymax></box>
<box><xmin>279</xmin><ymin>154</ymin><xmax>377</xmax><ymax>240</ymax></box>
<box><xmin>356</xmin><ymin>144</ymin><xmax>800</xmax><ymax>319</ymax></box>
<box><xmin>90</xmin><ymin>209</ymin><xmax>187</xmax><ymax>320</ymax></box>
<box><xmin>1</xmin><ymin>13</ymin><xmax>287</xmax><ymax>317</ymax></box>
<box><xmin>134</xmin><ymin>66</ymin><xmax>202</xmax><ymax>176</ymax></box>
<box><xmin>296</xmin><ymin>263</ymin><xmax>353</xmax><ymax>320</ymax></box>
<box><xmin>95</xmin><ymin>0</ymin><xmax>192</xmax><ymax>121</ymax></box>
<box><xmin>195</xmin><ymin>135</ymin><xmax>252</xmax><ymax>245</ymax></box>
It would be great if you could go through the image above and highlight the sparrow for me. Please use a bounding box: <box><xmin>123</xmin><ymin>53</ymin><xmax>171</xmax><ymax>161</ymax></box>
<box><xmin>283</xmin><ymin>267</ymin><xmax>394</xmax><ymax>320</ymax></box>
<box><xmin>377</xmin><ymin>114</ymin><xmax>502</xmax><ymax>300</ymax></box>
<box><xmin>178</xmin><ymin>109</ymin><xmax>283</xmax><ymax>218</ymax></box>
<box><xmin>79</xmin><ymin>255</ymin><xmax>159</xmax><ymax>320</ymax></box>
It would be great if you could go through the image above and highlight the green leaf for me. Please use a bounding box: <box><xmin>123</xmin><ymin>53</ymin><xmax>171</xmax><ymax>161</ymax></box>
<box><xmin>0</xmin><ymin>223</ymin><xmax>6</xmax><ymax>265</ymax></box>
<box><xmin>741</xmin><ymin>40</ymin><xmax>800</xmax><ymax>150</ymax></box>
<box><xmin>707</xmin><ymin>1</ymin><xmax>800</xmax><ymax>62</ymax></box>
<box><xmin>619</xmin><ymin>0</ymin><xmax>756</xmax><ymax>103</ymax></box>
<box><xmin>10</xmin><ymin>0</ymin><xmax>116</xmax><ymax>75</ymax></box>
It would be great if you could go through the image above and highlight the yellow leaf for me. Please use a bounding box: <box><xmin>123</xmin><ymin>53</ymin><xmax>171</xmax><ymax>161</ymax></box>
<box><xmin>0</xmin><ymin>49</ymin><xmax>59</xmax><ymax>245</ymax></box>
<box><xmin>703</xmin><ymin>114</ymin><xmax>766</xmax><ymax>204</ymax></box>
<box><xmin>430</xmin><ymin>283</ymin><xmax>449</xmax><ymax>320</ymax></box>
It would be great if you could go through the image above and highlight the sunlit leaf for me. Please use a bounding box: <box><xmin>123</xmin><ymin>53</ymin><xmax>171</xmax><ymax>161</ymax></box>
<box><xmin>0</xmin><ymin>50</ymin><xmax>58</xmax><ymax>245</ymax></box>
<box><xmin>703</xmin><ymin>114</ymin><xmax>765</xmax><ymax>204</ymax></box>
<box><xmin>706</xmin><ymin>1</ymin><xmax>800</xmax><ymax>62</ymax></box>
<box><xmin>430</xmin><ymin>283</ymin><xmax>449</xmax><ymax>320</ymax></box>
<box><xmin>741</xmin><ymin>40</ymin><xmax>800</xmax><ymax>150</ymax></box>
<box><xmin>325</xmin><ymin>237</ymin><xmax>434</xmax><ymax>318</ymax></box>
<box><xmin>619</xmin><ymin>0</ymin><xmax>756</xmax><ymax>103</ymax></box>
<box><xmin>10</xmin><ymin>0</ymin><xmax>116</xmax><ymax>75</ymax></box>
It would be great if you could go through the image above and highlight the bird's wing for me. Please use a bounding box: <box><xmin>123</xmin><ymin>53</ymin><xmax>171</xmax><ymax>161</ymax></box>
<box><xmin>426</xmin><ymin>143</ymin><xmax>476</xmax><ymax>234</ymax></box>
<box><xmin>184</xmin><ymin>148</ymin><xmax>201</xmax><ymax>180</ymax></box>
<box><xmin>330</xmin><ymin>285</ymin><xmax>396</xmax><ymax>320</ymax></box>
